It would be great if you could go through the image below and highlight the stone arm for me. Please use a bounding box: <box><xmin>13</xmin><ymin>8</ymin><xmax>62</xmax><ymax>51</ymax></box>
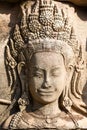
<box><xmin>2</xmin><ymin>115</ymin><xmax>14</xmax><ymax>129</ymax></box>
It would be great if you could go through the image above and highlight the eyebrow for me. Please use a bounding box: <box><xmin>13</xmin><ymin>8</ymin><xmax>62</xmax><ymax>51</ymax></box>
<box><xmin>32</xmin><ymin>66</ymin><xmax>61</xmax><ymax>70</ymax></box>
<box><xmin>32</xmin><ymin>66</ymin><xmax>44</xmax><ymax>71</ymax></box>
<box><xmin>51</xmin><ymin>66</ymin><xmax>61</xmax><ymax>69</ymax></box>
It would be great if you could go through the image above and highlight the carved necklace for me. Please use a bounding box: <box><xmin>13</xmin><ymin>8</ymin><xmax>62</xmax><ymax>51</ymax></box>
<box><xmin>29</xmin><ymin>112</ymin><xmax>61</xmax><ymax>124</ymax></box>
<box><xmin>22</xmin><ymin>111</ymin><xmax>80</xmax><ymax>129</ymax></box>
<box><xmin>9</xmin><ymin>111</ymin><xmax>80</xmax><ymax>129</ymax></box>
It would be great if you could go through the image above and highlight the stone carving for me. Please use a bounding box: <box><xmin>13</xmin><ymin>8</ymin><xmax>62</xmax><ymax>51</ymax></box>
<box><xmin>2</xmin><ymin>0</ymin><xmax>87</xmax><ymax>129</ymax></box>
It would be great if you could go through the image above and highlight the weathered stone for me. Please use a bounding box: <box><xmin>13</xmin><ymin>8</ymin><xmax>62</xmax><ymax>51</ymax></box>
<box><xmin>0</xmin><ymin>0</ymin><xmax>87</xmax><ymax>129</ymax></box>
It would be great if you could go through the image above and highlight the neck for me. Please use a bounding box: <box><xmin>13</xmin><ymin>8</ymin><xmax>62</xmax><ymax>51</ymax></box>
<box><xmin>31</xmin><ymin>99</ymin><xmax>61</xmax><ymax>117</ymax></box>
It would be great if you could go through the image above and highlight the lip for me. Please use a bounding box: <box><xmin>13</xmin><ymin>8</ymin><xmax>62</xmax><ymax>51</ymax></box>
<box><xmin>37</xmin><ymin>89</ymin><xmax>55</xmax><ymax>96</ymax></box>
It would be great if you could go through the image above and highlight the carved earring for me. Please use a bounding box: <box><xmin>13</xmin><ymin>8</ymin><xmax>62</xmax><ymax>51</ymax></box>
<box><xmin>18</xmin><ymin>92</ymin><xmax>29</xmax><ymax>112</ymax></box>
<box><xmin>62</xmin><ymin>68</ymin><xmax>73</xmax><ymax>111</ymax></box>
<box><xmin>63</xmin><ymin>96</ymin><xmax>72</xmax><ymax>111</ymax></box>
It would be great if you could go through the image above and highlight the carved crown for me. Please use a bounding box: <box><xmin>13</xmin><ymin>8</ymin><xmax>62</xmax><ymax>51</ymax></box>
<box><xmin>15</xmin><ymin>0</ymin><xmax>73</xmax><ymax>41</ymax></box>
<box><xmin>7</xmin><ymin>0</ymin><xmax>81</xmax><ymax>65</ymax></box>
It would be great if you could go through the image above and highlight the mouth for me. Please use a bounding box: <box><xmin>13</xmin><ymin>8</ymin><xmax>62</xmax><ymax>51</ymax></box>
<box><xmin>37</xmin><ymin>89</ymin><xmax>55</xmax><ymax>96</ymax></box>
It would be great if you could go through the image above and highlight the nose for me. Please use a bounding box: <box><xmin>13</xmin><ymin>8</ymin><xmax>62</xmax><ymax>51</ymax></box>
<box><xmin>42</xmin><ymin>73</ymin><xmax>51</xmax><ymax>89</ymax></box>
<box><xmin>42</xmin><ymin>81</ymin><xmax>52</xmax><ymax>89</ymax></box>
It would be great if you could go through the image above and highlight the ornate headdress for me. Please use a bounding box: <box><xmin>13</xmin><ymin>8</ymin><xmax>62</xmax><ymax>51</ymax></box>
<box><xmin>6</xmin><ymin>0</ymin><xmax>80</xmax><ymax>64</ymax></box>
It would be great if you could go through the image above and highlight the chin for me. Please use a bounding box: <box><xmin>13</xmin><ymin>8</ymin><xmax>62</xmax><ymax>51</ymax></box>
<box><xmin>37</xmin><ymin>95</ymin><xmax>57</xmax><ymax>104</ymax></box>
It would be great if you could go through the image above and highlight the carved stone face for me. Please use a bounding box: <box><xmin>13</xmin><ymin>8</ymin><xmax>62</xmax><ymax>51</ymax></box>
<box><xmin>28</xmin><ymin>52</ymin><xmax>67</xmax><ymax>105</ymax></box>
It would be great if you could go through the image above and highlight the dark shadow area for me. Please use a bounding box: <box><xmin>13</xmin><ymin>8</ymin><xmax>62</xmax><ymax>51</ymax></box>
<box><xmin>0</xmin><ymin>0</ymin><xmax>27</xmax><ymax>3</ymax></box>
<box><xmin>58</xmin><ymin>1</ymin><xmax>87</xmax><ymax>21</ymax></box>
<box><xmin>0</xmin><ymin>0</ymin><xmax>19</xmax><ymax>2</ymax></box>
<box><xmin>0</xmin><ymin>2</ymin><xmax>21</xmax><ymax>28</ymax></box>
<box><xmin>75</xmin><ymin>6</ymin><xmax>87</xmax><ymax>21</ymax></box>
<box><xmin>86</xmin><ymin>38</ymin><xmax>87</xmax><ymax>52</ymax></box>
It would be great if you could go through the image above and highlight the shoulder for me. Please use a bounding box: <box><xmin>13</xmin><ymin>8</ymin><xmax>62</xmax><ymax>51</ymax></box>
<box><xmin>3</xmin><ymin>112</ymin><xmax>22</xmax><ymax>129</ymax></box>
<box><xmin>2</xmin><ymin>114</ymin><xmax>14</xmax><ymax>129</ymax></box>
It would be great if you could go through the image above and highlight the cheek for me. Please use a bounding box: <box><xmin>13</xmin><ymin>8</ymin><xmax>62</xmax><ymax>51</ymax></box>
<box><xmin>29</xmin><ymin>77</ymin><xmax>44</xmax><ymax>90</ymax></box>
<box><xmin>52</xmin><ymin>75</ymin><xmax>66</xmax><ymax>91</ymax></box>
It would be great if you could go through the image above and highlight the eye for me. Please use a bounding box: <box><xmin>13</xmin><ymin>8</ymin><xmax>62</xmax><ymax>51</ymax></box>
<box><xmin>51</xmin><ymin>69</ymin><xmax>61</xmax><ymax>77</ymax></box>
<box><xmin>33</xmin><ymin>72</ymin><xmax>44</xmax><ymax>78</ymax></box>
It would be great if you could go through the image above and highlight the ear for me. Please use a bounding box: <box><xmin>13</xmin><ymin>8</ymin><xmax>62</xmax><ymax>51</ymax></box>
<box><xmin>66</xmin><ymin>65</ymin><xmax>74</xmax><ymax>82</ymax></box>
<box><xmin>63</xmin><ymin>65</ymin><xmax>74</xmax><ymax>98</ymax></box>
<box><xmin>61</xmin><ymin>65</ymin><xmax>73</xmax><ymax>110</ymax></box>
<box><xmin>17</xmin><ymin>62</ymin><xmax>26</xmax><ymax>93</ymax></box>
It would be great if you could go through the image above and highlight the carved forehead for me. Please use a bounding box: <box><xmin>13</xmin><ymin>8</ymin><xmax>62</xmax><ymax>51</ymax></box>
<box><xmin>30</xmin><ymin>52</ymin><xmax>64</xmax><ymax>68</ymax></box>
<box><xmin>25</xmin><ymin>38</ymin><xmax>75</xmax><ymax>66</ymax></box>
